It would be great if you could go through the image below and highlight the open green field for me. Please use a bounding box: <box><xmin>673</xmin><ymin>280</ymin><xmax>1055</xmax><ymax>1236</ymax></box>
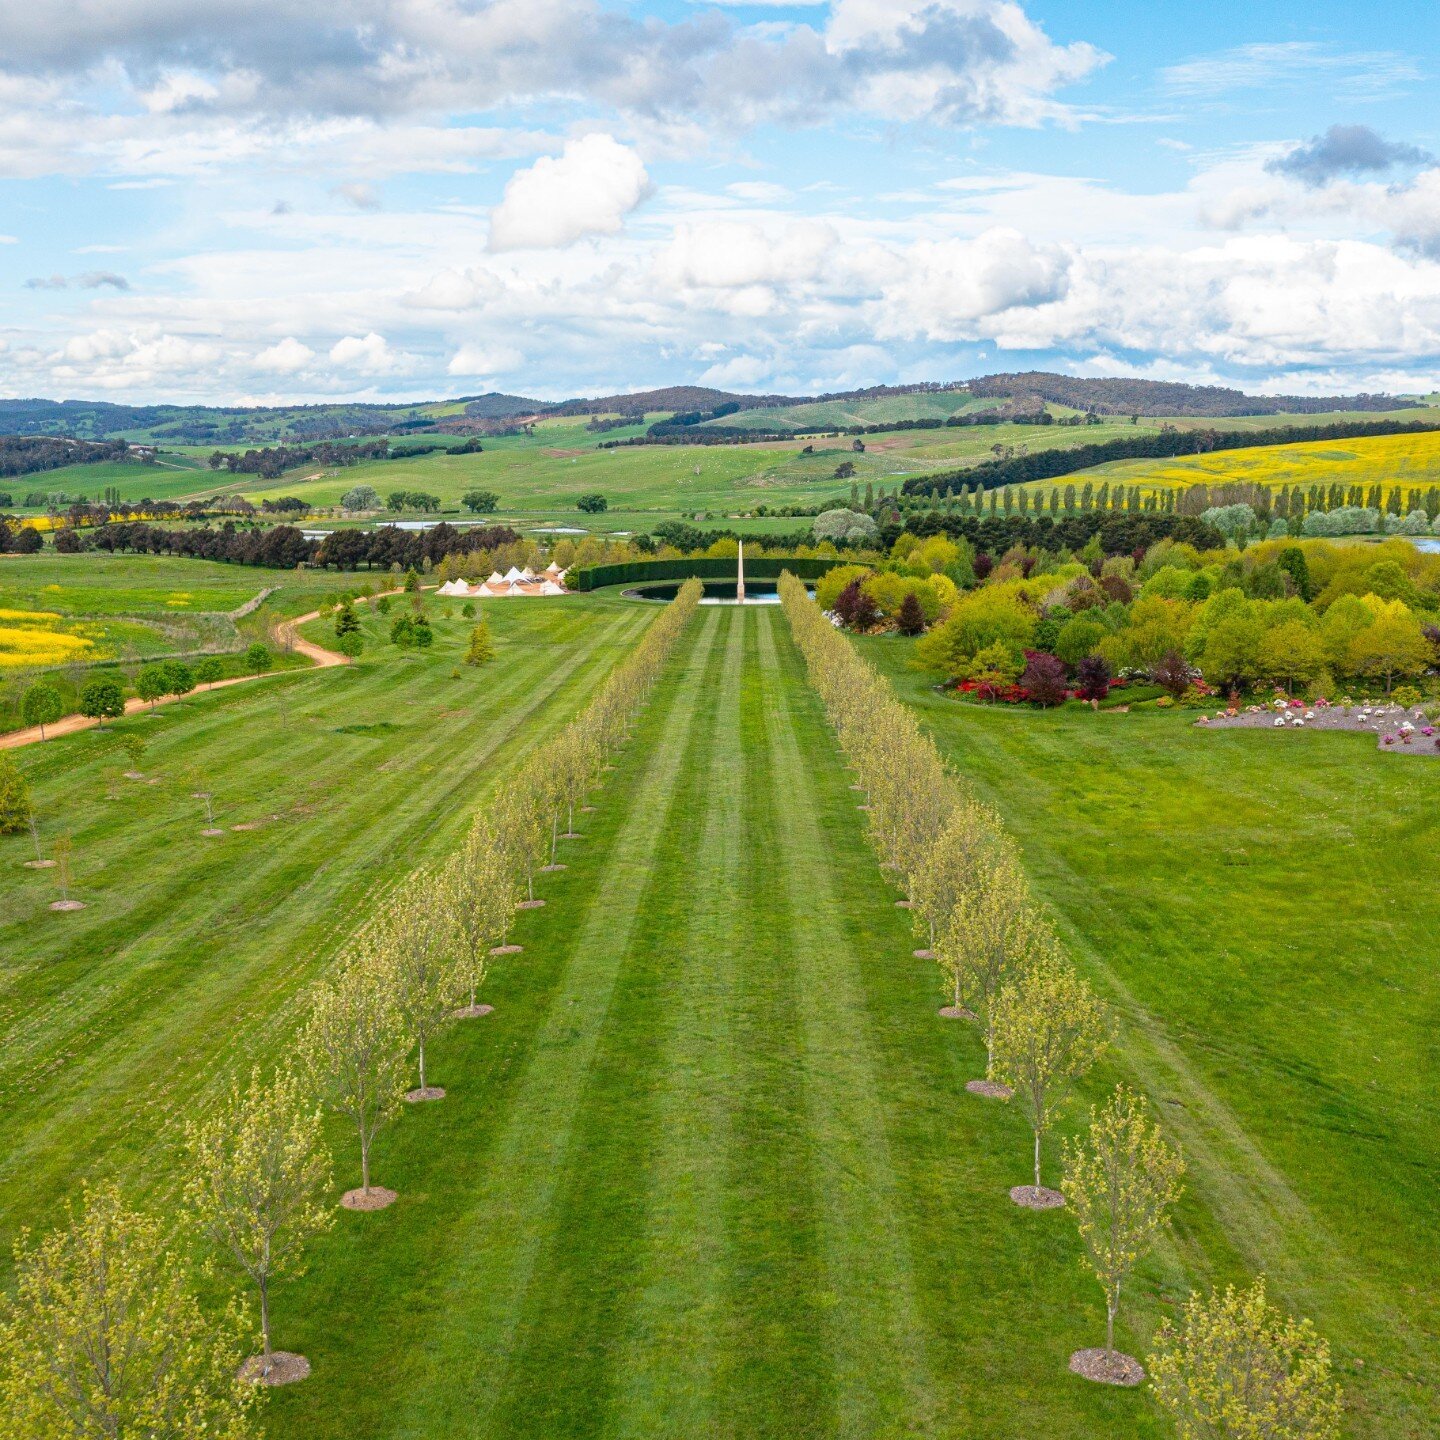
<box><xmin>1</xmin><ymin>582</ymin><xmax>1434</xmax><ymax>1438</ymax></box>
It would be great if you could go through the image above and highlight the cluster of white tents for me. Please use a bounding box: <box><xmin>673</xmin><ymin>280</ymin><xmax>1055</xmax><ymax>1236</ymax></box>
<box><xmin>436</xmin><ymin>563</ymin><xmax>569</xmax><ymax>599</ymax></box>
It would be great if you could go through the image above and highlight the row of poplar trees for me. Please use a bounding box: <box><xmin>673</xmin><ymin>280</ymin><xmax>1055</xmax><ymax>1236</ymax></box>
<box><xmin>0</xmin><ymin>581</ymin><xmax>704</xmax><ymax>1438</ymax></box>
<box><xmin>777</xmin><ymin>571</ymin><xmax>1342</xmax><ymax>1439</ymax></box>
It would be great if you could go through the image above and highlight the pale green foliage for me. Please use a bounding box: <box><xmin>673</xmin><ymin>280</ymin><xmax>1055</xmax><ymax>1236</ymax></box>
<box><xmin>1062</xmin><ymin>1086</ymin><xmax>1186</xmax><ymax>1355</ymax></box>
<box><xmin>0</xmin><ymin>753</ymin><xmax>33</xmax><ymax>834</ymax></box>
<box><xmin>991</xmin><ymin>954</ymin><xmax>1111</xmax><ymax>1188</ymax></box>
<box><xmin>185</xmin><ymin>1067</ymin><xmax>333</xmax><ymax>1364</ymax></box>
<box><xmin>465</xmin><ymin>619</ymin><xmax>495</xmax><ymax>666</ymax></box>
<box><xmin>0</xmin><ymin>1184</ymin><xmax>258</xmax><ymax>1440</ymax></box>
<box><xmin>936</xmin><ymin>849</ymin><xmax>1049</xmax><ymax>1066</ymax></box>
<box><xmin>907</xmin><ymin>797</ymin><xmax>1005</xmax><ymax>951</ymax></box>
<box><xmin>372</xmin><ymin>875</ymin><xmax>460</xmax><ymax>1094</ymax></box>
<box><xmin>299</xmin><ymin>952</ymin><xmax>410</xmax><ymax>1195</ymax></box>
<box><xmin>1149</xmin><ymin>1279</ymin><xmax>1344</xmax><ymax>1440</ymax></box>
<box><xmin>441</xmin><ymin>826</ymin><xmax>518</xmax><ymax>1010</ymax></box>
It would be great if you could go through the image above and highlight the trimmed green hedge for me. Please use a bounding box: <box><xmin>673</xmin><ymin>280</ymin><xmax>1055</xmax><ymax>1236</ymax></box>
<box><xmin>572</xmin><ymin>556</ymin><xmax>844</xmax><ymax>591</ymax></box>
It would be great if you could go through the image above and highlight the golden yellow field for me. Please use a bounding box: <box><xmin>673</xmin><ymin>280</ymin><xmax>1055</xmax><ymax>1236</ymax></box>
<box><xmin>0</xmin><ymin>607</ymin><xmax>100</xmax><ymax>667</ymax></box>
<box><xmin>1024</xmin><ymin>429</ymin><xmax>1440</xmax><ymax>498</ymax></box>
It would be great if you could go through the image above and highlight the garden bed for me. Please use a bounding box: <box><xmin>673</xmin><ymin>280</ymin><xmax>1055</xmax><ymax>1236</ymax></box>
<box><xmin>1197</xmin><ymin>699</ymin><xmax>1440</xmax><ymax>755</ymax></box>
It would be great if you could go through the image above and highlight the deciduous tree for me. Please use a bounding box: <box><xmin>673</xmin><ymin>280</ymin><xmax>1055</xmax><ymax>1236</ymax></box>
<box><xmin>1062</xmin><ymin>1086</ymin><xmax>1185</xmax><ymax>1365</ymax></box>
<box><xmin>991</xmin><ymin>954</ymin><xmax>1111</xmax><ymax>1197</ymax></box>
<box><xmin>1149</xmin><ymin>1279</ymin><xmax>1343</xmax><ymax>1440</ymax></box>
<box><xmin>21</xmin><ymin>679</ymin><xmax>63</xmax><ymax>740</ymax></box>
<box><xmin>375</xmin><ymin>876</ymin><xmax>460</xmax><ymax>1098</ymax></box>
<box><xmin>80</xmin><ymin>676</ymin><xmax>125</xmax><ymax>727</ymax></box>
<box><xmin>185</xmin><ymin>1068</ymin><xmax>333</xmax><ymax>1378</ymax></box>
<box><xmin>0</xmin><ymin>754</ymin><xmax>32</xmax><ymax>834</ymax></box>
<box><xmin>0</xmin><ymin>1184</ymin><xmax>258</xmax><ymax>1439</ymax></box>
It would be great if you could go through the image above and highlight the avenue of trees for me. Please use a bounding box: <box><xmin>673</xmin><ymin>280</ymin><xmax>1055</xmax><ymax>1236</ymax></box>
<box><xmin>778</xmin><ymin>569</ymin><xmax>1342</xmax><ymax>1416</ymax></box>
<box><xmin>0</xmin><ymin>578</ymin><xmax>705</xmax><ymax>1420</ymax></box>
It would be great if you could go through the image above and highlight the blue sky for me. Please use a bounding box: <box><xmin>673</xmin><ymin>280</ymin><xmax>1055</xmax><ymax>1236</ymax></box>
<box><xmin>0</xmin><ymin>0</ymin><xmax>1437</xmax><ymax>404</ymax></box>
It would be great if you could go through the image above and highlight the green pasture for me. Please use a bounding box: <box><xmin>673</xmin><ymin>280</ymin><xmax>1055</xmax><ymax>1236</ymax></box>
<box><xmin>863</xmin><ymin>634</ymin><xmax>1438</xmax><ymax>1439</ymax></box>
<box><xmin>0</xmin><ymin>582</ymin><xmax>1432</xmax><ymax>1437</ymax></box>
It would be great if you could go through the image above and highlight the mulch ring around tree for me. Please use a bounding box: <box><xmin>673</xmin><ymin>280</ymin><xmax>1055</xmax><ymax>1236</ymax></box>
<box><xmin>1011</xmin><ymin>1185</ymin><xmax>1065</xmax><ymax>1210</ymax></box>
<box><xmin>202</xmin><ymin>828</ymin><xmax>225</xmax><ymax>838</ymax></box>
<box><xmin>1069</xmin><ymin>1349</ymin><xmax>1145</xmax><ymax>1387</ymax></box>
<box><xmin>341</xmin><ymin>1186</ymin><xmax>397</xmax><ymax>1211</ymax></box>
<box><xmin>490</xmin><ymin>943</ymin><xmax>523</xmax><ymax>955</ymax></box>
<box><xmin>517</xmin><ymin>899</ymin><xmax>546</xmax><ymax>910</ymax></box>
<box><xmin>540</xmin><ymin>862</ymin><xmax>567</xmax><ymax>872</ymax></box>
<box><xmin>895</xmin><ymin>899</ymin><xmax>914</xmax><ymax>908</ymax></box>
<box><xmin>405</xmin><ymin>1085</ymin><xmax>446</xmax><ymax>1103</ymax></box>
<box><xmin>452</xmin><ymin>1003</ymin><xmax>493</xmax><ymax>1019</ymax></box>
<box><xmin>966</xmin><ymin>1078</ymin><xmax>1012</xmax><ymax>1099</ymax></box>
<box><xmin>239</xmin><ymin>1351</ymin><xmax>311</xmax><ymax>1387</ymax></box>
<box><xmin>939</xmin><ymin>1004</ymin><xmax>978</xmax><ymax>1021</ymax></box>
<box><xmin>49</xmin><ymin>899</ymin><xmax>86</xmax><ymax>911</ymax></box>
<box><xmin>25</xmin><ymin>859</ymin><xmax>57</xmax><ymax>868</ymax></box>
<box><xmin>914</xmin><ymin>948</ymin><xmax>936</xmax><ymax>959</ymax></box>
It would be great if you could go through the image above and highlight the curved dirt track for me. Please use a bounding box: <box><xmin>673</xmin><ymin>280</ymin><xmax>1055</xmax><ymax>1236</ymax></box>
<box><xmin>0</xmin><ymin>605</ymin><xmax>350</xmax><ymax>752</ymax></box>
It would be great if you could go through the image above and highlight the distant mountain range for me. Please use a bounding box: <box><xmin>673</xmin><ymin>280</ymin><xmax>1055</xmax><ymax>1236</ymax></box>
<box><xmin>0</xmin><ymin>374</ymin><xmax>1427</xmax><ymax>442</ymax></box>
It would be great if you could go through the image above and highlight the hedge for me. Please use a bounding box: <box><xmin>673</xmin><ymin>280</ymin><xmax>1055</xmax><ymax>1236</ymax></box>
<box><xmin>572</xmin><ymin>555</ymin><xmax>844</xmax><ymax>591</ymax></box>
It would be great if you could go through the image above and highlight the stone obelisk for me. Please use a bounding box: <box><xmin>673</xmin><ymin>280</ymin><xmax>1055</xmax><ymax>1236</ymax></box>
<box><xmin>736</xmin><ymin>539</ymin><xmax>745</xmax><ymax>603</ymax></box>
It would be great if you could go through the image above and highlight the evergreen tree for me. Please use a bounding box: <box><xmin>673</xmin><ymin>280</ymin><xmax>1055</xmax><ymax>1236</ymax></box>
<box><xmin>466</xmin><ymin>619</ymin><xmax>495</xmax><ymax>665</ymax></box>
<box><xmin>0</xmin><ymin>754</ymin><xmax>33</xmax><ymax>834</ymax></box>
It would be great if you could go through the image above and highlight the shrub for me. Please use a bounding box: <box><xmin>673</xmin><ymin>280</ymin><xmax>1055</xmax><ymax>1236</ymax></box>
<box><xmin>897</xmin><ymin>591</ymin><xmax>926</xmax><ymax>636</ymax></box>
<box><xmin>1392</xmin><ymin>683</ymin><xmax>1422</xmax><ymax>708</ymax></box>
<box><xmin>1055</xmin><ymin>616</ymin><xmax>1106</xmax><ymax>670</ymax></box>
<box><xmin>461</xmin><ymin>601</ymin><xmax>476</xmax><ymax>618</ymax></box>
<box><xmin>340</xmin><ymin>484</ymin><xmax>381</xmax><ymax>512</ymax></box>
<box><xmin>1021</xmin><ymin>651</ymin><xmax>1068</xmax><ymax>707</ymax></box>
<box><xmin>337</xmin><ymin>632</ymin><xmax>364</xmax><ymax>659</ymax></box>
<box><xmin>1151</xmin><ymin>649</ymin><xmax>1191</xmax><ymax>700</ymax></box>
<box><xmin>0</xmin><ymin>754</ymin><xmax>33</xmax><ymax>833</ymax></box>
<box><xmin>390</xmin><ymin>616</ymin><xmax>416</xmax><ymax>648</ymax></box>
<box><xmin>1076</xmin><ymin>653</ymin><xmax>1111</xmax><ymax>701</ymax></box>
<box><xmin>813</xmin><ymin>509</ymin><xmax>878</xmax><ymax>544</ymax></box>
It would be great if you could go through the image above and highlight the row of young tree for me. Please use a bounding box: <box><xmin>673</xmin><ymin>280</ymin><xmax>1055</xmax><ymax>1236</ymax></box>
<box><xmin>0</xmin><ymin>580</ymin><xmax>704</xmax><ymax>1435</ymax></box>
<box><xmin>776</xmin><ymin>570</ymin><xmax>1343</xmax><ymax>1433</ymax></box>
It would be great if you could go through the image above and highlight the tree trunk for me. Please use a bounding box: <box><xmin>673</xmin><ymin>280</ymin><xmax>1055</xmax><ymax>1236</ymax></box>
<box><xmin>360</xmin><ymin>1127</ymin><xmax>370</xmax><ymax>1194</ymax></box>
<box><xmin>259</xmin><ymin>1273</ymin><xmax>271</xmax><ymax>1368</ymax></box>
<box><xmin>418</xmin><ymin>1036</ymin><xmax>426</xmax><ymax>1091</ymax></box>
<box><xmin>550</xmin><ymin>815</ymin><xmax>558</xmax><ymax>863</ymax></box>
<box><xmin>1106</xmin><ymin>1293</ymin><xmax>1117</xmax><ymax>1357</ymax></box>
<box><xmin>1033</xmin><ymin>1129</ymin><xmax>1042</xmax><ymax>1188</ymax></box>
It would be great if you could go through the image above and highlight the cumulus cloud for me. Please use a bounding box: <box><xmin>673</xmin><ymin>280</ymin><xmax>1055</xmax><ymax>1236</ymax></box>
<box><xmin>489</xmin><ymin>135</ymin><xmax>650</xmax><ymax>252</ymax></box>
<box><xmin>0</xmin><ymin>0</ymin><xmax>1102</xmax><ymax>137</ymax></box>
<box><xmin>1267</xmin><ymin>125</ymin><xmax>1432</xmax><ymax>187</ymax></box>
<box><xmin>447</xmin><ymin>343</ymin><xmax>523</xmax><ymax>377</ymax></box>
<box><xmin>655</xmin><ymin>219</ymin><xmax>838</xmax><ymax>290</ymax></box>
<box><xmin>254</xmin><ymin>336</ymin><xmax>314</xmax><ymax>372</ymax></box>
<box><xmin>329</xmin><ymin>331</ymin><xmax>401</xmax><ymax>372</ymax></box>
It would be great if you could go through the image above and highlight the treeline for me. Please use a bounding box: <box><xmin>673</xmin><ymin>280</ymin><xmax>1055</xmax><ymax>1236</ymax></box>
<box><xmin>901</xmin><ymin>418</ymin><xmax>1440</xmax><ymax>500</ymax></box>
<box><xmin>969</xmin><ymin>371</ymin><xmax>1419</xmax><ymax>418</ymax></box>
<box><xmin>87</xmin><ymin>520</ymin><xmax>521</xmax><ymax>570</ymax></box>
<box><xmin>0</xmin><ymin>436</ymin><xmax>131</xmax><ymax>478</ymax></box>
<box><xmin>208</xmin><ymin>440</ymin><xmax>392</xmax><ymax>478</ymax></box>
<box><xmin>881</xmin><ymin>512</ymin><xmax>1224</xmax><ymax>557</ymax></box>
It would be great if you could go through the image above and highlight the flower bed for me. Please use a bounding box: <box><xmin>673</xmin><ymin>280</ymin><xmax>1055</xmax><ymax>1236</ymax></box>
<box><xmin>1196</xmin><ymin>697</ymin><xmax>1440</xmax><ymax>755</ymax></box>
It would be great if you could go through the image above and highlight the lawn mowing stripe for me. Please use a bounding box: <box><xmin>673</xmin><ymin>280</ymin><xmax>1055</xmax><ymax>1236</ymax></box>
<box><xmin>0</xmin><ymin>603</ymin><xmax>651</xmax><ymax>1257</ymax></box>
<box><xmin>715</xmin><ymin>607</ymin><xmax>835</xmax><ymax>1438</ymax></box>
<box><xmin>599</xmin><ymin>601</ymin><xmax>748</xmax><ymax>1437</ymax></box>
<box><xmin>479</xmin><ymin>605</ymin><xmax>742</xmax><ymax>1439</ymax></box>
<box><xmin>362</xmin><ymin>605</ymin><xmax>723</xmax><ymax>1437</ymax></box>
<box><xmin>752</xmin><ymin>611</ymin><xmax>939</xmax><ymax>1438</ymax></box>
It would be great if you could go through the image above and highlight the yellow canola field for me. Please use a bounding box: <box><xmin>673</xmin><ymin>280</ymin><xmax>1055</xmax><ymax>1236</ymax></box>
<box><xmin>0</xmin><ymin>607</ymin><xmax>98</xmax><ymax>667</ymax></box>
<box><xmin>1029</xmin><ymin>429</ymin><xmax>1440</xmax><ymax>495</ymax></box>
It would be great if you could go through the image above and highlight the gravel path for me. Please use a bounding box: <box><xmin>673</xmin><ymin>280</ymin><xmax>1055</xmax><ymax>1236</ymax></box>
<box><xmin>1197</xmin><ymin>701</ymin><xmax>1440</xmax><ymax>756</ymax></box>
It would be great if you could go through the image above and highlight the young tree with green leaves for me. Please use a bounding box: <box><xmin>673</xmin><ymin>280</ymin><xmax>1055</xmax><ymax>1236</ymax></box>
<box><xmin>441</xmin><ymin>828</ymin><xmax>516</xmax><ymax>1017</ymax></box>
<box><xmin>137</xmin><ymin>663</ymin><xmax>168</xmax><ymax>712</ymax></box>
<box><xmin>375</xmin><ymin>876</ymin><xmax>460</xmax><ymax>1099</ymax></box>
<box><xmin>1149</xmin><ymin>1279</ymin><xmax>1343</xmax><ymax>1440</ymax></box>
<box><xmin>0</xmin><ymin>753</ymin><xmax>32</xmax><ymax>834</ymax></box>
<box><xmin>1062</xmin><ymin>1086</ymin><xmax>1186</xmax><ymax>1379</ymax></box>
<box><xmin>21</xmin><ymin>679</ymin><xmax>63</xmax><ymax>740</ymax></box>
<box><xmin>196</xmin><ymin>656</ymin><xmax>224</xmax><ymax>688</ymax></box>
<box><xmin>121</xmin><ymin>732</ymin><xmax>147</xmax><ymax>777</ymax></box>
<box><xmin>465</xmin><ymin>618</ymin><xmax>495</xmax><ymax>665</ymax></box>
<box><xmin>79</xmin><ymin>676</ymin><xmax>125</xmax><ymax>727</ymax></box>
<box><xmin>0</xmin><ymin>1184</ymin><xmax>258</xmax><ymax>1438</ymax></box>
<box><xmin>991</xmin><ymin>954</ymin><xmax>1111</xmax><ymax>1204</ymax></box>
<box><xmin>299</xmin><ymin>953</ymin><xmax>410</xmax><ymax>1207</ymax></box>
<box><xmin>185</xmin><ymin>1067</ymin><xmax>333</xmax><ymax>1381</ymax></box>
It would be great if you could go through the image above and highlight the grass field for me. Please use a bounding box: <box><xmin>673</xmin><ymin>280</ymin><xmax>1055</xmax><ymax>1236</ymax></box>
<box><xmin>2</xmin><ymin>585</ymin><xmax>1434</xmax><ymax>1438</ymax></box>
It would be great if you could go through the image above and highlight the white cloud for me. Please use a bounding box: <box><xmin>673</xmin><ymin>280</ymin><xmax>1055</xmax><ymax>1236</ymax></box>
<box><xmin>253</xmin><ymin>336</ymin><xmax>314</xmax><ymax>372</ymax></box>
<box><xmin>447</xmin><ymin>342</ymin><xmax>523</xmax><ymax>377</ymax></box>
<box><xmin>655</xmin><ymin>219</ymin><xmax>838</xmax><ymax>290</ymax></box>
<box><xmin>333</xmin><ymin>181</ymin><xmax>380</xmax><ymax>211</ymax></box>
<box><xmin>329</xmin><ymin>332</ymin><xmax>401</xmax><ymax>372</ymax></box>
<box><xmin>489</xmin><ymin>135</ymin><xmax>651</xmax><ymax>252</ymax></box>
<box><xmin>0</xmin><ymin>233</ymin><xmax>15</xmax><ymax>243</ymax></box>
<box><xmin>698</xmin><ymin>353</ymin><xmax>774</xmax><ymax>387</ymax></box>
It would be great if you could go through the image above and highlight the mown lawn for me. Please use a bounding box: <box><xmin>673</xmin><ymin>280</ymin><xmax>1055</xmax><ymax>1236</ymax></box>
<box><xmin>1</xmin><ymin>594</ymin><xmax>1433</xmax><ymax>1439</ymax></box>
<box><xmin>864</xmin><ymin>633</ymin><xmax>1439</xmax><ymax>1439</ymax></box>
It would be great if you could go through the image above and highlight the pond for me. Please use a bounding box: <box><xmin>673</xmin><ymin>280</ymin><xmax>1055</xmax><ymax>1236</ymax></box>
<box><xmin>623</xmin><ymin>580</ymin><xmax>811</xmax><ymax>606</ymax></box>
<box><xmin>1412</xmin><ymin>538</ymin><xmax>1440</xmax><ymax>553</ymax></box>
